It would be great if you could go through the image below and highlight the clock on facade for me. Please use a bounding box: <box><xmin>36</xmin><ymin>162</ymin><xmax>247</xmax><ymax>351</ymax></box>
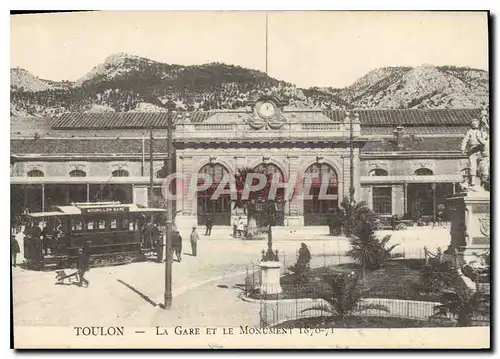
<box><xmin>257</xmin><ymin>101</ymin><xmax>276</xmax><ymax>119</ymax></box>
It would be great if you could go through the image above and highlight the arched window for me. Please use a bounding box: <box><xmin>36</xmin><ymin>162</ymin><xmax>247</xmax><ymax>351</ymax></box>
<box><xmin>252</xmin><ymin>163</ymin><xmax>286</xmax><ymax>226</ymax></box>
<box><xmin>369</xmin><ymin>168</ymin><xmax>388</xmax><ymax>176</ymax></box>
<box><xmin>415</xmin><ymin>168</ymin><xmax>433</xmax><ymax>176</ymax></box>
<box><xmin>112</xmin><ymin>169</ymin><xmax>129</xmax><ymax>177</ymax></box>
<box><xmin>303</xmin><ymin>163</ymin><xmax>339</xmax><ymax>226</ymax></box>
<box><xmin>197</xmin><ymin>163</ymin><xmax>231</xmax><ymax>226</ymax></box>
<box><xmin>198</xmin><ymin>163</ymin><xmax>228</xmax><ymax>185</ymax></box>
<box><xmin>304</xmin><ymin>163</ymin><xmax>338</xmax><ymax>186</ymax></box>
<box><xmin>27</xmin><ymin>169</ymin><xmax>44</xmax><ymax>177</ymax></box>
<box><xmin>69</xmin><ymin>169</ymin><xmax>87</xmax><ymax>177</ymax></box>
<box><xmin>253</xmin><ymin>163</ymin><xmax>285</xmax><ymax>181</ymax></box>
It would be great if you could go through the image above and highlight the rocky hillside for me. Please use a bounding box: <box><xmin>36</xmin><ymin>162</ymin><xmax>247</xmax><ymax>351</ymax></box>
<box><xmin>10</xmin><ymin>67</ymin><xmax>72</xmax><ymax>92</ymax></box>
<box><xmin>344</xmin><ymin>65</ymin><xmax>488</xmax><ymax>109</ymax></box>
<box><xmin>10</xmin><ymin>53</ymin><xmax>489</xmax><ymax>117</ymax></box>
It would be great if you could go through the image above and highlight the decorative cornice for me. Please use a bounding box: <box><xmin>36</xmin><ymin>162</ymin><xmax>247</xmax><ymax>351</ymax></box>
<box><xmin>360</xmin><ymin>152</ymin><xmax>465</xmax><ymax>159</ymax></box>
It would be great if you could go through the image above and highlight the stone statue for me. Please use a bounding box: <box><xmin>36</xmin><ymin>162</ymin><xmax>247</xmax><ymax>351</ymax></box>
<box><xmin>461</xmin><ymin>116</ymin><xmax>489</xmax><ymax>192</ymax></box>
<box><xmin>477</xmin><ymin>115</ymin><xmax>490</xmax><ymax>191</ymax></box>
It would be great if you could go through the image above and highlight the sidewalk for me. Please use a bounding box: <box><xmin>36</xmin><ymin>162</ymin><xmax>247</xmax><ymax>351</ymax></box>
<box><xmin>12</xmin><ymin>226</ymin><xmax>451</xmax><ymax>327</ymax></box>
<box><xmin>189</xmin><ymin>226</ymin><xmax>339</xmax><ymax>241</ymax></box>
<box><xmin>147</xmin><ymin>274</ymin><xmax>261</xmax><ymax>328</ymax></box>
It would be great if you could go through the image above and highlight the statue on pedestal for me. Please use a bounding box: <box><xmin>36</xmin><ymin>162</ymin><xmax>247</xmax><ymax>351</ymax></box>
<box><xmin>460</xmin><ymin>114</ymin><xmax>489</xmax><ymax>193</ymax></box>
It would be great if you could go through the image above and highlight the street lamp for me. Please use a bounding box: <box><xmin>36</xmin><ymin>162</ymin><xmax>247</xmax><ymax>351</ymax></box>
<box><xmin>346</xmin><ymin>110</ymin><xmax>359</xmax><ymax>206</ymax></box>
<box><xmin>261</xmin><ymin>201</ymin><xmax>279</xmax><ymax>262</ymax></box>
<box><xmin>163</xmin><ymin>91</ymin><xmax>176</xmax><ymax>310</ymax></box>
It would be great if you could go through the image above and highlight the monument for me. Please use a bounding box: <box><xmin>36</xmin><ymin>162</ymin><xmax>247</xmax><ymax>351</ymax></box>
<box><xmin>445</xmin><ymin>110</ymin><xmax>490</xmax><ymax>273</ymax></box>
<box><xmin>259</xmin><ymin>225</ymin><xmax>282</xmax><ymax>295</ymax></box>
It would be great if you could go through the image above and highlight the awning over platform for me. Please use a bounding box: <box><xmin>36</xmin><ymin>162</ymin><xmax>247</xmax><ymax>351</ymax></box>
<box><xmin>360</xmin><ymin>174</ymin><xmax>462</xmax><ymax>184</ymax></box>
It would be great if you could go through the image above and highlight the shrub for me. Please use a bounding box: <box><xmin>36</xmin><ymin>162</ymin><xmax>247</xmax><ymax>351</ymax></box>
<box><xmin>420</xmin><ymin>260</ymin><xmax>457</xmax><ymax>293</ymax></box>
<box><xmin>302</xmin><ymin>272</ymin><xmax>389</xmax><ymax>321</ymax></box>
<box><xmin>347</xmin><ymin>222</ymin><xmax>399</xmax><ymax>270</ymax></box>
<box><xmin>433</xmin><ymin>288</ymin><xmax>490</xmax><ymax>327</ymax></box>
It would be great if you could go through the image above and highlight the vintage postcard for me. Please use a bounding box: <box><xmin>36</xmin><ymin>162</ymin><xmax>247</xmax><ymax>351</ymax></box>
<box><xmin>10</xmin><ymin>10</ymin><xmax>490</xmax><ymax>349</ymax></box>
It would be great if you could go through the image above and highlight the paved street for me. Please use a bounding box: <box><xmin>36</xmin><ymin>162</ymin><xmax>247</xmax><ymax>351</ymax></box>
<box><xmin>13</xmin><ymin>226</ymin><xmax>451</xmax><ymax>327</ymax></box>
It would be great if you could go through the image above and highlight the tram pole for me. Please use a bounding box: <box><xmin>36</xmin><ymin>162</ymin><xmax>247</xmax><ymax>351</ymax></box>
<box><xmin>149</xmin><ymin>127</ymin><xmax>154</xmax><ymax>208</ymax></box>
<box><xmin>164</xmin><ymin>108</ymin><xmax>175</xmax><ymax>309</ymax></box>
<box><xmin>348</xmin><ymin>111</ymin><xmax>355</xmax><ymax>206</ymax></box>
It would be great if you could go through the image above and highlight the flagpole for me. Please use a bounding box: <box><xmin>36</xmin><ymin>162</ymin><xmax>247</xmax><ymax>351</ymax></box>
<box><xmin>265</xmin><ymin>13</ymin><xmax>268</xmax><ymax>75</ymax></box>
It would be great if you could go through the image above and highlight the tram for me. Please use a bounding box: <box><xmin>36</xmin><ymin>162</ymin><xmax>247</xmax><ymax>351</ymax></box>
<box><xmin>21</xmin><ymin>202</ymin><xmax>167</xmax><ymax>270</ymax></box>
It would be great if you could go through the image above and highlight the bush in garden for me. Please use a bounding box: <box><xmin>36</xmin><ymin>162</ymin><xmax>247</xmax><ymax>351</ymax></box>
<box><xmin>347</xmin><ymin>221</ymin><xmax>399</xmax><ymax>270</ymax></box>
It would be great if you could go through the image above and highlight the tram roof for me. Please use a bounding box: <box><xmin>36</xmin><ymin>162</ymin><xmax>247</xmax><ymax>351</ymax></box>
<box><xmin>25</xmin><ymin>202</ymin><xmax>167</xmax><ymax>217</ymax></box>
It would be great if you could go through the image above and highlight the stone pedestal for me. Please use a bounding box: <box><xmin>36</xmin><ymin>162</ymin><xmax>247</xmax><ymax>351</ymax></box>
<box><xmin>259</xmin><ymin>261</ymin><xmax>282</xmax><ymax>295</ymax></box>
<box><xmin>446</xmin><ymin>192</ymin><xmax>490</xmax><ymax>267</ymax></box>
<box><xmin>285</xmin><ymin>215</ymin><xmax>304</xmax><ymax>227</ymax></box>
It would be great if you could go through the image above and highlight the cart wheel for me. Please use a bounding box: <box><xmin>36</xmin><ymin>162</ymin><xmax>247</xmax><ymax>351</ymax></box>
<box><xmin>376</xmin><ymin>223</ymin><xmax>385</xmax><ymax>231</ymax></box>
<box><xmin>396</xmin><ymin>223</ymin><xmax>407</xmax><ymax>230</ymax></box>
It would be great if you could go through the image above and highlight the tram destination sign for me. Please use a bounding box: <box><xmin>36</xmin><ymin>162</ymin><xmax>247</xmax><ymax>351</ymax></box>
<box><xmin>81</xmin><ymin>206</ymin><xmax>129</xmax><ymax>214</ymax></box>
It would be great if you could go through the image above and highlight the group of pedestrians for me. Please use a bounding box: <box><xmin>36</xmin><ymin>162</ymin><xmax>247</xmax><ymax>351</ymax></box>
<box><xmin>171</xmin><ymin>226</ymin><xmax>199</xmax><ymax>262</ymax></box>
<box><xmin>232</xmin><ymin>216</ymin><xmax>246</xmax><ymax>238</ymax></box>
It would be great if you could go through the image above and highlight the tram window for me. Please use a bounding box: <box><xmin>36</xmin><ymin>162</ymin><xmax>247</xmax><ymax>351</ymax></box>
<box><xmin>129</xmin><ymin>221</ymin><xmax>135</xmax><ymax>231</ymax></box>
<box><xmin>87</xmin><ymin>221</ymin><xmax>94</xmax><ymax>230</ymax></box>
<box><xmin>98</xmin><ymin>220</ymin><xmax>106</xmax><ymax>230</ymax></box>
<box><xmin>122</xmin><ymin>218</ymin><xmax>129</xmax><ymax>230</ymax></box>
<box><xmin>72</xmin><ymin>219</ymin><xmax>82</xmax><ymax>231</ymax></box>
<box><xmin>110</xmin><ymin>219</ymin><xmax>117</xmax><ymax>229</ymax></box>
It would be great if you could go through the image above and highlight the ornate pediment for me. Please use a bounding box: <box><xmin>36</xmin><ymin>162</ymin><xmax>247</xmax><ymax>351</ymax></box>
<box><xmin>242</xmin><ymin>94</ymin><xmax>288</xmax><ymax>130</ymax></box>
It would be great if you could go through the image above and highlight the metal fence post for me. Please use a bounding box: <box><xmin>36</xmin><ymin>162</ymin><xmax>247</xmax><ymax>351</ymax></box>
<box><xmin>437</xmin><ymin>247</ymin><xmax>442</xmax><ymax>263</ymax></box>
<box><xmin>246</xmin><ymin>266</ymin><xmax>249</xmax><ymax>296</ymax></box>
<box><xmin>323</xmin><ymin>243</ymin><xmax>326</xmax><ymax>267</ymax></box>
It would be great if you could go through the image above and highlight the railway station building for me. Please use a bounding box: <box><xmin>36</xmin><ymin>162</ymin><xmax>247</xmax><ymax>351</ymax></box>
<box><xmin>10</xmin><ymin>96</ymin><xmax>479</xmax><ymax>229</ymax></box>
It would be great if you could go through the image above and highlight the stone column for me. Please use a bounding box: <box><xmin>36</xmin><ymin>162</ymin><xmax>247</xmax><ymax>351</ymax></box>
<box><xmin>404</xmin><ymin>182</ymin><xmax>408</xmax><ymax>216</ymax></box>
<box><xmin>392</xmin><ymin>184</ymin><xmax>405</xmax><ymax>217</ymax></box>
<box><xmin>285</xmin><ymin>154</ymin><xmax>303</xmax><ymax>226</ymax></box>
<box><xmin>342</xmin><ymin>154</ymin><xmax>351</xmax><ymax>201</ymax></box>
<box><xmin>175</xmin><ymin>155</ymin><xmax>197</xmax><ymax>229</ymax></box>
<box><xmin>353</xmin><ymin>149</ymin><xmax>362</xmax><ymax>203</ymax></box>
<box><xmin>41</xmin><ymin>184</ymin><xmax>45</xmax><ymax>212</ymax></box>
<box><xmin>362</xmin><ymin>185</ymin><xmax>373</xmax><ymax>210</ymax></box>
<box><xmin>432</xmin><ymin>183</ymin><xmax>437</xmax><ymax>222</ymax></box>
<box><xmin>64</xmin><ymin>185</ymin><xmax>70</xmax><ymax>204</ymax></box>
<box><xmin>23</xmin><ymin>187</ymin><xmax>28</xmax><ymax>212</ymax></box>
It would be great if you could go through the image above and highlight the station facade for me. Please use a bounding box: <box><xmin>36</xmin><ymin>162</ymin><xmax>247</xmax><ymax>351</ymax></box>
<box><xmin>11</xmin><ymin>96</ymin><xmax>480</xmax><ymax>229</ymax></box>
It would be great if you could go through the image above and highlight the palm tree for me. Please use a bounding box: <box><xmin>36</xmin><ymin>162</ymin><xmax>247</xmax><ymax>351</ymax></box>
<box><xmin>433</xmin><ymin>288</ymin><xmax>490</xmax><ymax>327</ymax></box>
<box><xmin>347</xmin><ymin>221</ymin><xmax>399</xmax><ymax>271</ymax></box>
<box><xmin>339</xmin><ymin>197</ymin><xmax>375</xmax><ymax>237</ymax></box>
<box><xmin>302</xmin><ymin>272</ymin><xmax>389</xmax><ymax>325</ymax></box>
<box><xmin>233</xmin><ymin>167</ymin><xmax>283</xmax><ymax>239</ymax></box>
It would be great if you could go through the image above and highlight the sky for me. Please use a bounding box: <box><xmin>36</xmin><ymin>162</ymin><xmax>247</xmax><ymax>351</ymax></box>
<box><xmin>10</xmin><ymin>11</ymin><xmax>489</xmax><ymax>88</ymax></box>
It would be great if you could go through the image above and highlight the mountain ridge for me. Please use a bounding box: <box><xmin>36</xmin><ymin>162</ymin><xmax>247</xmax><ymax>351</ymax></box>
<box><xmin>10</xmin><ymin>52</ymin><xmax>488</xmax><ymax>118</ymax></box>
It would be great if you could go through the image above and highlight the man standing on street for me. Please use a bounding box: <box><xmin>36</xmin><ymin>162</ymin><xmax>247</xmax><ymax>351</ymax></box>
<box><xmin>11</xmin><ymin>234</ymin><xmax>20</xmax><ymax>267</ymax></box>
<box><xmin>190</xmin><ymin>226</ymin><xmax>199</xmax><ymax>257</ymax></box>
<box><xmin>173</xmin><ymin>229</ymin><xmax>182</xmax><ymax>262</ymax></box>
<box><xmin>155</xmin><ymin>224</ymin><xmax>164</xmax><ymax>263</ymax></box>
<box><xmin>205</xmin><ymin>215</ymin><xmax>213</xmax><ymax>236</ymax></box>
<box><xmin>77</xmin><ymin>247</ymin><xmax>90</xmax><ymax>287</ymax></box>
